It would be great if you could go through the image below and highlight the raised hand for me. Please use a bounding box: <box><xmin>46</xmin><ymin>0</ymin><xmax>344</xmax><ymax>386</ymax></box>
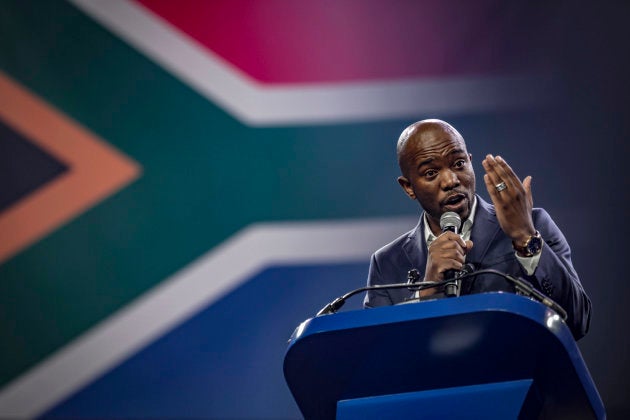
<box><xmin>482</xmin><ymin>154</ymin><xmax>535</xmax><ymax>244</ymax></box>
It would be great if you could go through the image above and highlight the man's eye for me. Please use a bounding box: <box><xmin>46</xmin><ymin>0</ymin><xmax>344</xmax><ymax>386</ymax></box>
<box><xmin>425</xmin><ymin>170</ymin><xmax>437</xmax><ymax>178</ymax></box>
<box><xmin>454</xmin><ymin>159</ymin><xmax>466</xmax><ymax>168</ymax></box>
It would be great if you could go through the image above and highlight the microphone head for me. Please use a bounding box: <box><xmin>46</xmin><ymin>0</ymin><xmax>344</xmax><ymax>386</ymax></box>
<box><xmin>440</xmin><ymin>211</ymin><xmax>461</xmax><ymax>233</ymax></box>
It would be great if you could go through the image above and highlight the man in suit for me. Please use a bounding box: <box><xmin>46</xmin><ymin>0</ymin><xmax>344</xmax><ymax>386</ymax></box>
<box><xmin>363</xmin><ymin>119</ymin><xmax>591</xmax><ymax>339</ymax></box>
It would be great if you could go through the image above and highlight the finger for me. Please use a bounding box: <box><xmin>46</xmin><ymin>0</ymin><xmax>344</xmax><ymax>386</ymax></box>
<box><xmin>437</xmin><ymin>231</ymin><xmax>467</xmax><ymax>247</ymax></box>
<box><xmin>438</xmin><ymin>254</ymin><xmax>466</xmax><ymax>272</ymax></box>
<box><xmin>493</xmin><ymin>156</ymin><xmax>520</xmax><ymax>191</ymax></box>
<box><xmin>482</xmin><ymin>155</ymin><xmax>512</xmax><ymax>195</ymax></box>
<box><xmin>482</xmin><ymin>154</ymin><xmax>502</xmax><ymax>186</ymax></box>
<box><xmin>441</xmin><ymin>261</ymin><xmax>465</xmax><ymax>273</ymax></box>
<box><xmin>484</xmin><ymin>173</ymin><xmax>502</xmax><ymax>203</ymax></box>
<box><xmin>443</xmin><ymin>246</ymin><xmax>467</xmax><ymax>261</ymax></box>
<box><xmin>494</xmin><ymin>155</ymin><xmax>518</xmax><ymax>178</ymax></box>
<box><xmin>523</xmin><ymin>175</ymin><xmax>533</xmax><ymax>207</ymax></box>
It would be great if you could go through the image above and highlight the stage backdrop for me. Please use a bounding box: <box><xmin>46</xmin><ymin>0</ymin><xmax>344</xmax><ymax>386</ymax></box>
<box><xmin>1</xmin><ymin>1</ymin><xmax>628</xmax><ymax>419</ymax></box>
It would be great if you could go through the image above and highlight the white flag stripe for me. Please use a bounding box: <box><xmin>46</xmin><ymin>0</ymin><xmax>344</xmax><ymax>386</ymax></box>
<box><xmin>68</xmin><ymin>0</ymin><xmax>550</xmax><ymax>126</ymax></box>
<box><xmin>0</xmin><ymin>217</ymin><xmax>415</xmax><ymax>418</ymax></box>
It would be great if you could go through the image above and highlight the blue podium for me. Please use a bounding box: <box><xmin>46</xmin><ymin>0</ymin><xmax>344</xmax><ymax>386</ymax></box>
<box><xmin>283</xmin><ymin>292</ymin><xmax>604</xmax><ymax>419</ymax></box>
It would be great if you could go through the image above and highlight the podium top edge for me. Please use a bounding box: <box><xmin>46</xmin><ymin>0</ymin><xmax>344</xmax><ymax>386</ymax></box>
<box><xmin>291</xmin><ymin>292</ymin><xmax>570</xmax><ymax>345</ymax></box>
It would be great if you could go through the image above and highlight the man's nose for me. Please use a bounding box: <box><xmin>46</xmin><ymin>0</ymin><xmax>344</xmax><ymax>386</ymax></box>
<box><xmin>441</xmin><ymin>170</ymin><xmax>460</xmax><ymax>190</ymax></box>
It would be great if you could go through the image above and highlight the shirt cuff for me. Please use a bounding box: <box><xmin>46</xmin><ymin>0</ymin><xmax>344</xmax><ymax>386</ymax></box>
<box><xmin>515</xmin><ymin>249</ymin><xmax>542</xmax><ymax>276</ymax></box>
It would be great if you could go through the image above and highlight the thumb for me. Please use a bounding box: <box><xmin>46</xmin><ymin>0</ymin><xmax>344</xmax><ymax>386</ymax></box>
<box><xmin>464</xmin><ymin>240</ymin><xmax>474</xmax><ymax>254</ymax></box>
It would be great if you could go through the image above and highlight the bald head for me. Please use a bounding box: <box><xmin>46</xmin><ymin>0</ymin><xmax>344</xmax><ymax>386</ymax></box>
<box><xmin>397</xmin><ymin>119</ymin><xmax>466</xmax><ymax>177</ymax></box>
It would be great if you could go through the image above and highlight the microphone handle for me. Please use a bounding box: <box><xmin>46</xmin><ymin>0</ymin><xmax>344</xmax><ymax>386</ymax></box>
<box><xmin>444</xmin><ymin>269</ymin><xmax>458</xmax><ymax>280</ymax></box>
<box><xmin>441</xmin><ymin>221</ymin><xmax>461</xmax><ymax>297</ymax></box>
<box><xmin>444</xmin><ymin>267</ymin><xmax>461</xmax><ymax>297</ymax></box>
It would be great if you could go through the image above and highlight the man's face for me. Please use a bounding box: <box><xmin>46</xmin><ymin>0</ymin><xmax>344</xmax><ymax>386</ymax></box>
<box><xmin>398</xmin><ymin>124</ymin><xmax>476</xmax><ymax>232</ymax></box>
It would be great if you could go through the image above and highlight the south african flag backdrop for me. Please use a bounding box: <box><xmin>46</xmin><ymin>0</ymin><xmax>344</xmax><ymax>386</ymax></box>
<box><xmin>1</xmin><ymin>1</ymin><xmax>629</xmax><ymax>419</ymax></box>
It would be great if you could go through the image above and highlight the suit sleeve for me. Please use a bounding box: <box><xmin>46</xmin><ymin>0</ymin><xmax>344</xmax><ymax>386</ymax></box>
<box><xmin>528</xmin><ymin>208</ymin><xmax>591</xmax><ymax>339</ymax></box>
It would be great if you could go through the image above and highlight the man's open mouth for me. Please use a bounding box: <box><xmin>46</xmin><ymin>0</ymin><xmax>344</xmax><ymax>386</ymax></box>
<box><xmin>443</xmin><ymin>194</ymin><xmax>465</xmax><ymax>206</ymax></box>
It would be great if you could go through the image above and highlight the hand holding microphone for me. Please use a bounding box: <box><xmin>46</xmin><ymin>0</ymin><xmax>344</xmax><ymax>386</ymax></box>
<box><xmin>423</xmin><ymin>212</ymin><xmax>473</xmax><ymax>297</ymax></box>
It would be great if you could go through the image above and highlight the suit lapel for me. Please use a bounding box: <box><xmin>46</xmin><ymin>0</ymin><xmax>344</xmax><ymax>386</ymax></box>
<box><xmin>402</xmin><ymin>216</ymin><xmax>427</xmax><ymax>275</ymax></box>
<box><xmin>467</xmin><ymin>197</ymin><xmax>502</xmax><ymax>265</ymax></box>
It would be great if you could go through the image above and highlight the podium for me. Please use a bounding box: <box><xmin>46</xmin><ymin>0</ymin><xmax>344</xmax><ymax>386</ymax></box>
<box><xmin>283</xmin><ymin>292</ymin><xmax>604</xmax><ymax>419</ymax></box>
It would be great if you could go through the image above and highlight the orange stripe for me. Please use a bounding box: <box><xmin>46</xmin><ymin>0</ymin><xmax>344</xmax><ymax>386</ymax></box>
<box><xmin>0</xmin><ymin>71</ymin><xmax>141</xmax><ymax>264</ymax></box>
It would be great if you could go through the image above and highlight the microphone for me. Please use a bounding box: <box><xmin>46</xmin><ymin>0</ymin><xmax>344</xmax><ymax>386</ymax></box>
<box><xmin>440</xmin><ymin>211</ymin><xmax>463</xmax><ymax>297</ymax></box>
<box><xmin>315</xmin><ymin>280</ymin><xmax>449</xmax><ymax>316</ymax></box>
<box><xmin>444</xmin><ymin>263</ymin><xmax>476</xmax><ymax>297</ymax></box>
<box><xmin>315</xmin><ymin>268</ymin><xmax>568</xmax><ymax>321</ymax></box>
<box><xmin>440</xmin><ymin>211</ymin><xmax>461</xmax><ymax>234</ymax></box>
<box><xmin>407</xmin><ymin>268</ymin><xmax>421</xmax><ymax>290</ymax></box>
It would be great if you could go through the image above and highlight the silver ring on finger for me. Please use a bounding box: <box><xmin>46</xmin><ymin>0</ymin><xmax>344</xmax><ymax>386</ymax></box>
<box><xmin>495</xmin><ymin>181</ymin><xmax>507</xmax><ymax>192</ymax></box>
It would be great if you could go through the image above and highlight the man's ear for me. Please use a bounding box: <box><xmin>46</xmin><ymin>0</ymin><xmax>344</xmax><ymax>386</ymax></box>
<box><xmin>397</xmin><ymin>176</ymin><xmax>415</xmax><ymax>199</ymax></box>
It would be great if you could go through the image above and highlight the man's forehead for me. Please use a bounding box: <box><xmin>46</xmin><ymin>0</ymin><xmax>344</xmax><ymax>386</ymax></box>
<box><xmin>406</xmin><ymin>127</ymin><xmax>466</xmax><ymax>154</ymax></box>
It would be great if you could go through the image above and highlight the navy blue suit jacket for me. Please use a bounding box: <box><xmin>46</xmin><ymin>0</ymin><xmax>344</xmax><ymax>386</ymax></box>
<box><xmin>364</xmin><ymin>196</ymin><xmax>591</xmax><ymax>339</ymax></box>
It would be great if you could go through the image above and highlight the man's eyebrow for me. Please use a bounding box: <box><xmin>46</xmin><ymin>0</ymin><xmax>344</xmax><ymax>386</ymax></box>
<box><xmin>417</xmin><ymin>149</ymin><xmax>466</xmax><ymax>166</ymax></box>
<box><xmin>417</xmin><ymin>157</ymin><xmax>434</xmax><ymax>169</ymax></box>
